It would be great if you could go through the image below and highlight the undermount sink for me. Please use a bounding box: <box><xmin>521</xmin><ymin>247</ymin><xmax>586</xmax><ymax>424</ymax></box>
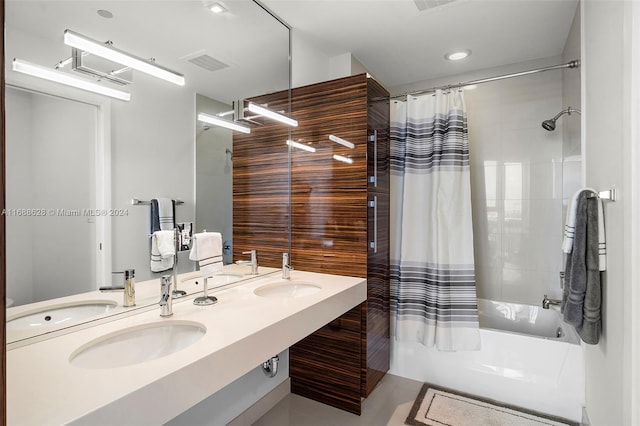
<box><xmin>69</xmin><ymin>321</ymin><xmax>206</xmax><ymax>369</ymax></box>
<box><xmin>7</xmin><ymin>300</ymin><xmax>118</xmax><ymax>331</ymax></box>
<box><xmin>253</xmin><ymin>280</ymin><xmax>321</xmax><ymax>299</ymax></box>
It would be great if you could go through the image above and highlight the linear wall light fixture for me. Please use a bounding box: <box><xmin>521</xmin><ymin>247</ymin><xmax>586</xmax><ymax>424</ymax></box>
<box><xmin>329</xmin><ymin>134</ymin><xmax>355</xmax><ymax>149</ymax></box>
<box><xmin>63</xmin><ymin>29</ymin><xmax>185</xmax><ymax>86</ymax></box>
<box><xmin>13</xmin><ymin>58</ymin><xmax>131</xmax><ymax>101</ymax></box>
<box><xmin>247</xmin><ymin>102</ymin><xmax>298</xmax><ymax>127</ymax></box>
<box><xmin>286</xmin><ymin>140</ymin><xmax>316</xmax><ymax>153</ymax></box>
<box><xmin>333</xmin><ymin>154</ymin><xmax>353</xmax><ymax>164</ymax></box>
<box><xmin>198</xmin><ymin>113</ymin><xmax>251</xmax><ymax>134</ymax></box>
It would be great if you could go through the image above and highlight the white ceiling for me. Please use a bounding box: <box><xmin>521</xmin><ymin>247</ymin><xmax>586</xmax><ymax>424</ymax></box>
<box><xmin>5</xmin><ymin>0</ymin><xmax>290</xmax><ymax>104</ymax></box>
<box><xmin>263</xmin><ymin>0</ymin><xmax>579</xmax><ymax>88</ymax></box>
<box><xmin>5</xmin><ymin>0</ymin><xmax>579</xmax><ymax>101</ymax></box>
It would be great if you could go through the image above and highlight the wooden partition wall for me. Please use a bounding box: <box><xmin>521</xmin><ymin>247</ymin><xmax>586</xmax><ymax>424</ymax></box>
<box><xmin>233</xmin><ymin>73</ymin><xmax>390</xmax><ymax>415</ymax></box>
<box><xmin>233</xmin><ymin>92</ymin><xmax>290</xmax><ymax>267</ymax></box>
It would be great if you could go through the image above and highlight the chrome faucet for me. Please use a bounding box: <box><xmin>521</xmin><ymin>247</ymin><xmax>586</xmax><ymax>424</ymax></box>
<box><xmin>240</xmin><ymin>250</ymin><xmax>258</xmax><ymax>275</ymax></box>
<box><xmin>159</xmin><ymin>275</ymin><xmax>173</xmax><ymax>317</ymax></box>
<box><xmin>282</xmin><ymin>252</ymin><xmax>293</xmax><ymax>279</ymax></box>
<box><xmin>542</xmin><ymin>294</ymin><xmax>562</xmax><ymax>309</ymax></box>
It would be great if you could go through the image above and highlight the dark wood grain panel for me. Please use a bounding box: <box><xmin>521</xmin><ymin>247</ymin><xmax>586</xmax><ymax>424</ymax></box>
<box><xmin>233</xmin><ymin>90</ymin><xmax>290</xmax><ymax>268</ymax></box>
<box><xmin>290</xmin><ymin>74</ymin><xmax>390</xmax><ymax>409</ymax></box>
<box><xmin>289</xmin><ymin>305</ymin><xmax>363</xmax><ymax>415</ymax></box>
<box><xmin>363</xmin><ymin>77</ymin><xmax>391</xmax><ymax>397</ymax></box>
<box><xmin>234</xmin><ymin>73</ymin><xmax>390</xmax><ymax>414</ymax></box>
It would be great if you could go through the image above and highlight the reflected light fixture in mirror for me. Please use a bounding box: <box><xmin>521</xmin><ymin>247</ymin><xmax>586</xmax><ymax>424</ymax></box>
<box><xmin>329</xmin><ymin>134</ymin><xmax>355</xmax><ymax>149</ymax></box>
<box><xmin>12</xmin><ymin>59</ymin><xmax>132</xmax><ymax>101</ymax></box>
<box><xmin>286</xmin><ymin>140</ymin><xmax>316</xmax><ymax>153</ymax></box>
<box><xmin>198</xmin><ymin>112</ymin><xmax>251</xmax><ymax>134</ymax></box>
<box><xmin>63</xmin><ymin>29</ymin><xmax>186</xmax><ymax>86</ymax></box>
<box><xmin>333</xmin><ymin>154</ymin><xmax>354</xmax><ymax>164</ymax></box>
<box><xmin>247</xmin><ymin>102</ymin><xmax>298</xmax><ymax>127</ymax></box>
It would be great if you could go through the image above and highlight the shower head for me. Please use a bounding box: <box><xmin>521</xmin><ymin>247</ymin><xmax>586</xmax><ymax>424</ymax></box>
<box><xmin>541</xmin><ymin>119</ymin><xmax>557</xmax><ymax>131</ymax></box>
<box><xmin>541</xmin><ymin>107</ymin><xmax>581</xmax><ymax>132</ymax></box>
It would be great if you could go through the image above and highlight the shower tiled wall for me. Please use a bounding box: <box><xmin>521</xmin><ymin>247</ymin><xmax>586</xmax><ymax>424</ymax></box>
<box><xmin>465</xmin><ymin>65</ymin><xmax>566</xmax><ymax>305</ymax></box>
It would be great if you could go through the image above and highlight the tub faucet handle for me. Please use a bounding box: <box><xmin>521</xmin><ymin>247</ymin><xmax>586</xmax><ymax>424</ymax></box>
<box><xmin>542</xmin><ymin>294</ymin><xmax>562</xmax><ymax>309</ymax></box>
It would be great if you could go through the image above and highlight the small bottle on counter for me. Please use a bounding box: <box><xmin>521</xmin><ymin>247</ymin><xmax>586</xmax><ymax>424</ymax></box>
<box><xmin>123</xmin><ymin>269</ymin><xmax>136</xmax><ymax>307</ymax></box>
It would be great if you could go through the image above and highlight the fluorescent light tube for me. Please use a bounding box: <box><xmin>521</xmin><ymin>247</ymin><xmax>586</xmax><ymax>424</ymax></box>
<box><xmin>333</xmin><ymin>154</ymin><xmax>353</xmax><ymax>164</ymax></box>
<box><xmin>13</xmin><ymin>59</ymin><xmax>131</xmax><ymax>101</ymax></box>
<box><xmin>286</xmin><ymin>140</ymin><xmax>316</xmax><ymax>153</ymax></box>
<box><xmin>329</xmin><ymin>134</ymin><xmax>355</xmax><ymax>149</ymax></box>
<box><xmin>64</xmin><ymin>29</ymin><xmax>185</xmax><ymax>86</ymax></box>
<box><xmin>198</xmin><ymin>113</ymin><xmax>251</xmax><ymax>134</ymax></box>
<box><xmin>248</xmin><ymin>102</ymin><xmax>298</xmax><ymax>127</ymax></box>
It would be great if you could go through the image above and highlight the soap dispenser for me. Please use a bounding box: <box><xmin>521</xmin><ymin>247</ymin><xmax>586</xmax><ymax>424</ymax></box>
<box><xmin>123</xmin><ymin>269</ymin><xmax>136</xmax><ymax>307</ymax></box>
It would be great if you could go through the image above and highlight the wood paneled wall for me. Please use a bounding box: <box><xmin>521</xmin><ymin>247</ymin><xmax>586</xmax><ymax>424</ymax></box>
<box><xmin>290</xmin><ymin>75</ymin><xmax>369</xmax><ymax>278</ymax></box>
<box><xmin>233</xmin><ymin>92</ymin><xmax>290</xmax><ymax>268</ymax></box>
<box><xmin>233</xmin><ymin>74</ymin><xmax>390</xmax><ymax>415</ymax></box>
<box><xmin>288</xmin><ymin>74</ymin><xmax>390</xmax><ymax>413</ymax></box>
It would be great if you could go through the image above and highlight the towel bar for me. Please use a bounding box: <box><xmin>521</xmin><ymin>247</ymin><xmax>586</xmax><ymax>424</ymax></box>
<box><xmin>587</xmin><ymin>189</ymin><xmax>616</xmax><ymax>202</ymax></box>
<box><xmin>132</xmin><ymin>197</ymin><xmax>184</xmax><ymax>205</ymax></box>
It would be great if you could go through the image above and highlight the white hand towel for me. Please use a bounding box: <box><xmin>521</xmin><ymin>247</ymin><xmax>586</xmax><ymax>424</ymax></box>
<box><xmin>189</xmin><ymin>232</ymin><xmax>223</xmax><ymax>278</ymax></box>
<box><xmin>158</xmin><ymin>197</ymin><xmax>175</xmax><ymax>231</ymax></box>
<box><xmin>151</xmin><ymin>230</ymin><xmax>175</xmax><ymax>272</ymax></box>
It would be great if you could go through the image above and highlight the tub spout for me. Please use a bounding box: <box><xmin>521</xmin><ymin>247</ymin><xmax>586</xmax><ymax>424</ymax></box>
<box><xmin>542</xmin><ymin>294</ymin><xmax>562</xmax><ymax>309</ymax></box>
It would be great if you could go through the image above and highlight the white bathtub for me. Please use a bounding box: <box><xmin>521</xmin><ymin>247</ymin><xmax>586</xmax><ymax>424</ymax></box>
<box><xmin>390</xmin><ymin>298</ymin><xmax>584</xmax><ymax>422</ymax></box>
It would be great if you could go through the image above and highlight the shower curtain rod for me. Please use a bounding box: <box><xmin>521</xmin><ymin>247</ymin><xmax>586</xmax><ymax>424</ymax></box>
<box><xmin>391</xmin><ymin>59</ymin><xmax>580</xmax><ymax>100</ymax></box>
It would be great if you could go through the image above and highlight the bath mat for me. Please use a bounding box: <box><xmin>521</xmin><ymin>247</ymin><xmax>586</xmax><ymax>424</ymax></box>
<box><xmin>405</xmin><ymin>383</ymin><xmax>578</xmax><ymax>426</ymax></box>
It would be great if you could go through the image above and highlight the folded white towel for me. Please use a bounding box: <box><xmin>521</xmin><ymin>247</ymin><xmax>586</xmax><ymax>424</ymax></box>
<box><xmin>158</xmin><ymin>197</ymin><xmax>174</xmax><ymax>231</ymax></box>
<box><xmin>562</xmin><ymin>188</ymin><xmax>606</xmax><ymax>271</ymax></box>
<box><xmin>151</xmin><ymin>230</ymin><xmax>175</xmax><ymax>272</ymax></box>
<box><xmin>189</xmin><ymin>232</ymin><xmax>223</xmax><ymax>278</ymax></box>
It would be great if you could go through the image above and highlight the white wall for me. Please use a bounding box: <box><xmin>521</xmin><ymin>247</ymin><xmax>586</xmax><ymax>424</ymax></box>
<box><xmin>582</xmin><ymin>1</ymin><xmax>634</xmax><ymax>424</ymax></box>
<box><xmin>5</xmin><ymin>88</ymin><xmax>35</xmax><ymax>306</ymax></box>
<box><xmin>195</xmin><ymin>95</ymin><xmax>234</xmax><ymax>265</ymax></box>
<box><xmin>292</xmin><ymin>30</ymin><xmax>371</xmax><ymax>88</ymax></box>
<box><xmin>5</xmin><ymin>88</ymin><xmax>96</xmax><ymax>305</ymax></box>
<box><xmin>109</xmin><ymin>73</ymin><xmax>196</xmax><ymax>283</ymax></box>
<box><xmin>167</xmin><ymin>350</ymin><xmax>289</xmax><ymax>425</ymax></box>
<box><xmin>562</xmin><ymin>5</ymin><xmax>582</xmax><ymax>212</ymax></box>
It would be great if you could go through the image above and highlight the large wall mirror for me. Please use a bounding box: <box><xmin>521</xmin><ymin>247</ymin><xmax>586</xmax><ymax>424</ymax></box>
<box><xmin>4</xmin><ymin>0</ymin><xmax>290</xmax><ymax>345</ymax></box>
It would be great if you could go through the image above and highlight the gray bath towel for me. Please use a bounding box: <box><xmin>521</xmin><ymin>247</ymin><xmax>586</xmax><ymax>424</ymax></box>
<box><xmin>561</xmin><ymin>191</ymin><xmax>602</xmax><ymax>344</ymax></box>
<box><xmin>576</xmin><ymin>197</ymin><xmax>602</xmax><ymax>344</ymax></box>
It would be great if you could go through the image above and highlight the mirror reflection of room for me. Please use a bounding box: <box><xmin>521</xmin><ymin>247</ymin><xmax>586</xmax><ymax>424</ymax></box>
<box><xmin>4</xmin><ymin>0</ymin><xmax>289</xmax><ymax>344</ymax></box>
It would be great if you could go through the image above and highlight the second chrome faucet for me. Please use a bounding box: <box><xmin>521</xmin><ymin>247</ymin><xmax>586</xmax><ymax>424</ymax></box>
<box><xmin>282</xmin><ymin>252</ymin><xmax>293</xmax><ymax>279</ymax></box>
<box><xmin>159</xmin><ymin>275</ymin><xmax>173</xmax><ymax>317</ymax></box>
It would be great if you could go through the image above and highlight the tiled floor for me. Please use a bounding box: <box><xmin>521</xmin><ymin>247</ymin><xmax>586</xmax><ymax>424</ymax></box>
<box><xmin>253</xmin><ymin>374</ymin><xmax>424</xmax><ymax>426</ymax></box>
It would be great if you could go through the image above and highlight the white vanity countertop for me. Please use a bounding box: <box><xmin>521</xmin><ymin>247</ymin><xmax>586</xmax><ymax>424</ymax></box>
<box><xmin>6</xmin><ymin>264</ymin><xmax>278</xmax><ymax>345</ymax></box>
<box><xmin>7</xmin><ymin>270</ymin><xmax>366</xmax><ymax>425</ymax></box>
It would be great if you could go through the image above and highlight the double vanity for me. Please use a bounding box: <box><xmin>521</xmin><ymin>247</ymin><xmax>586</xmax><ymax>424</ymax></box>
<box><xmin>7</xmin><ymin>268</ymin><xmax>366</xmax><ymax>425</ymax></box>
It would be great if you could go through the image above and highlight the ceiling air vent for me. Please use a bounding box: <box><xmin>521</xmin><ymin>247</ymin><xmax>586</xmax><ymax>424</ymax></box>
<box><xmin>187</xmin><ymin>54</ymin><xmax>229</xmax><ymax>72</ymax></box>
<box><xmin>413</xmin><ymin>0</ymin><xmax>457</xmax><ymax>12</ymax></box>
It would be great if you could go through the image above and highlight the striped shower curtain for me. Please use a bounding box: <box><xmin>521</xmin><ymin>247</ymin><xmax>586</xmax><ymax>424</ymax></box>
<box><xmin>390</xmin><ymin>90</ymin><xmax>480</xmax><ymax>351</ymax></box>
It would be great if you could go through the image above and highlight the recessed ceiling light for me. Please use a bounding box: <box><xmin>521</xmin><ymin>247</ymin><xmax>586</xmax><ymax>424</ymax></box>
<box><xmin>209</xmin><ymin>2</ymin><xmax>227</xmax><ymax>14</ymax></box>
<box><xmin>445</xmin><ymin>49</ymin><xmax>471</xmax><ymax>61</ymax></box>
<box><xmin>97</xmin><ymin>9</ymin><xmax>113</xmax><ymax>19</ymax></box>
